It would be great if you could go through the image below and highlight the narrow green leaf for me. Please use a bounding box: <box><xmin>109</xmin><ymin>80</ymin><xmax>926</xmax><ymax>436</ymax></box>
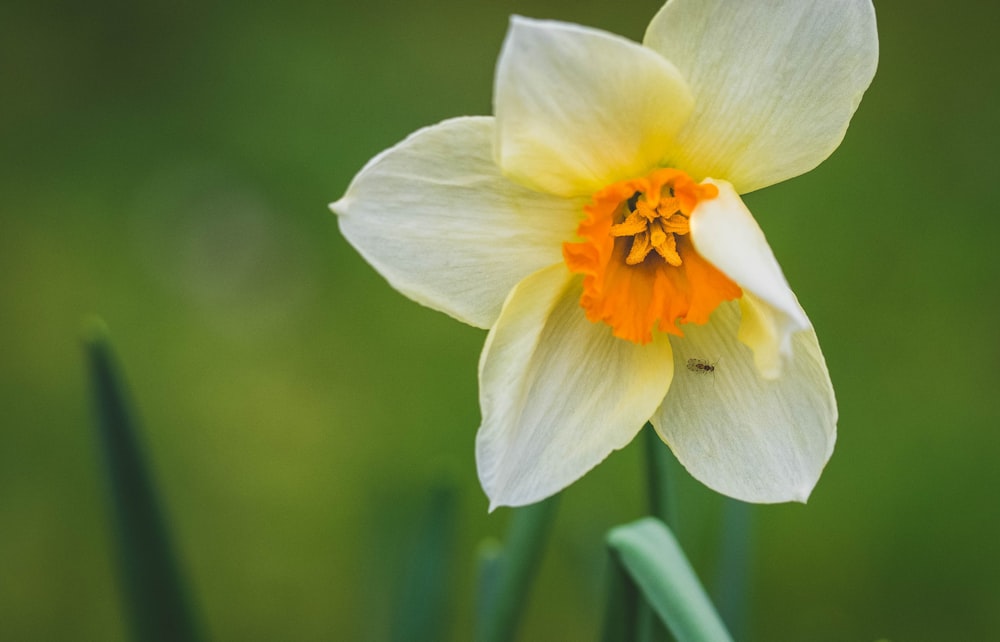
<box><xmin>475</xmin><ymin>495</ymin><xmax>558</xmax><ymax>642</ymax></box>
<box><xmin>83</xmin><ymin>319</ymin><xmax>202</xmax><ymax>642</ymax></box>
<box><xmin>391</xmin><ymin>484</ymin><xmax>458</xmax><ymax>642</ymax></box>
<box><xmin>608</xmin><ymin>518</ymin><xmax>732</xmax><ymax>642</ymax></box>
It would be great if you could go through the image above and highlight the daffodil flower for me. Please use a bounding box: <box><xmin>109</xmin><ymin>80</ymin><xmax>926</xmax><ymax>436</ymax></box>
<box><xmin>331</xmin><ymin>0</ymin><xmax>878</xmax><ymax>508</ymax></box>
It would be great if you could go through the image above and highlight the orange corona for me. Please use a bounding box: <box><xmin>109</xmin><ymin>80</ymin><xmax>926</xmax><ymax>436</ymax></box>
<box><xmin>563</xmin><ymin>168</ymin><xmax>741</xmax><ymax>344</ymax></box>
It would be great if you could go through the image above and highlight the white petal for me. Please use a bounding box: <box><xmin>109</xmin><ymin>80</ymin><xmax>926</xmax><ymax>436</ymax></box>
<box><xmin>494</xmin><ymin>17</ymin><xmax>693</xmax><ymax>198</ymax></box>
<box><xmin>476</xmin><ymin>264</ymin><xmax>674</xmax><ymax>509</ymax></box>
<box><xmin>652</xmin><ymin>300</ymin><xmax>837</xmax><ymax>503</ymax></box>
<box><xmin>644</xmin><ymin>0</ymin><xmax>879</xmax><ymax>193</ymax></box>
<box><xmin>689</xmin><ymin>179</ymin><xmax>808</xmax><ymax>378</ymax></box>
<box><xmin>332</xmin><ymin>116</ymin><xmax>584</xmax><ymax>329</ymax></box>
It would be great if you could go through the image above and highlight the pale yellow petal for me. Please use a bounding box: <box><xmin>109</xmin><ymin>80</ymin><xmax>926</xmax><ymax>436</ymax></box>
<box><xmin>332</xmin><ymin>116</ymin><xmax>584</xmax><ymax>329</ymax></box>
<box><xmin>645</xmin><ymin>0</ymin><xmax>879</xmax><ymax>192</ymax></box>
<box><xmin>476</xmin><ymin>264</ymin><xmax>674</xmax><ymax>509</ymax></box>
<box><xmin>689</xmin><ymin>180</ymin><xmax>808</xmax><ymax>378</ymax></box>
<box><xmin>652</xmin><ymin>300</ymin><xmax>837</xmax><ymax>503</ymax></box>
<box><xmin>495</xmin><ymin>16</ymin><xmax>693</xmax><ymax>198</ymax></box>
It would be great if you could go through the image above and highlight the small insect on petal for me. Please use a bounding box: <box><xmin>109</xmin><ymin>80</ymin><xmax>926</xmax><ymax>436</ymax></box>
<box><xmin>685</xmin><ymin>357</ymin><xmax>718</xmax><ymax>374</ymax></box>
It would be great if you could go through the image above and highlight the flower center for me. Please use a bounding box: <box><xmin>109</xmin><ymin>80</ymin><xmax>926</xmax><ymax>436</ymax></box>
<box><xmin>562</xmin><ymin>168</ymin><xmax>741</xmax><ymax>344</ymax></box>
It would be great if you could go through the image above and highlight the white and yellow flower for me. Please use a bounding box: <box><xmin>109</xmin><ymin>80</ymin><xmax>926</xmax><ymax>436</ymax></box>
<box><xmin>331</xmin><ymin>0</ymin><xmax>878</xmax><ymax>508</ymax></box>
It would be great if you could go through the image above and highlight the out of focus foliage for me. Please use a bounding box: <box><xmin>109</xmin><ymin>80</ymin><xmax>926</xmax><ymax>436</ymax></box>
<box><xmin>1</xmin><ymin>0</ymin><xmax>998</xmax><ymax>639</ymax></box>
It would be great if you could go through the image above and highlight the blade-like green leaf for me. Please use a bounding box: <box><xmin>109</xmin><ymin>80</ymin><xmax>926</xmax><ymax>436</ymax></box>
<box><xmin>475</xmin><ymin>495</ymin><xmax>558</xmax><ymax>642</ymax></box>
<box><xmin>391</xmin><ymin>484</ymin><xmax>458</xmax><ymax>642</ymax></box>
<box><xmin>83</xmin><ymin>319</ymin><xmax>202</xmax><ymax>642</ymax></box>
<box><xmin>607</xmin><ymin>518</ymin><xmax>732</xmax><ymax>642</ymax></box>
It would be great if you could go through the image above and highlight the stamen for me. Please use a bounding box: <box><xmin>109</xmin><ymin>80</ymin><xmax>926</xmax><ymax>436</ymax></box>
<box><xmin>661</xmin><ymin>213</ymin><xmax>689</xmax><ymax>235</ymax></box>
<box><xmin>562</xmin><ymin>167</ymin><xmax>742</xmax><ymax>344</ymax></box>
<box><xmin>648</xmin><ymin>219</ymin><xmax>668</xmax><ymax>247</ymax></box>
<box><xmin>654</xmin><ymin>232</ymin><xmax>681</xmax><ymax>266</ymax></box>
<box><xmin>609</xmin><ymin>175</ymin><xmax>691</xmax><ymax>270</ymax></box>
<box><xmin>625</xmin><ymin>230</ymin><xmax>652</xmax><ymax>265</ymax></box>
<box><xmin>610</xmin><ymin>211</ymin><xmax>649</xmax><ymax>237</ymax></box>
<box><xmin>635</xmin><ymin>200</ymin><xmax>659</xmax><ymax>221</ymax></box>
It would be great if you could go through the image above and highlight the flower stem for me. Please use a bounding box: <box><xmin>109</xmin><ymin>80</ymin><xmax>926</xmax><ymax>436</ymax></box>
<box><xmin>713</xmin><ymin>499</ymin><xmax>752</xmax><ymax>640</ymax></box>
<box><xmin>475</xmin><ymin>495</ymin><xmax>559</xmax><ymax>642</ymax></box>
<box><xmin>641</xmin><ymin>423</ymin><xmax>679</xmax><ymax>641</ymax></box>
<box><xmin>391</xmin><ymin>483</ymin><xmax>457</xmax><ymax>642</ymax></box>
<box><xmin>643</xmin><ymin>423</ymin><xmax>677</xmax><ymax>528</ymax></box>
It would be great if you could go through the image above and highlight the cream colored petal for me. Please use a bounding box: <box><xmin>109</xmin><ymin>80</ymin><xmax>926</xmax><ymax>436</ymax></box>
<box><xmin>332</xmin><ymin>116</ymin><xmax>585</xmax><ymax>329</ymax></box>
<box><xmin>652</xmin><ymin>300</ymin><xmax>837</xmax><ymax>503</ymax></box>
<box><xmin>494</xmin><ymin>16</ymin><xmax>693</xmax><ymax>198</ymax></box>
<box><xmin>644</xmin><ymin>0</ymin><xmax>878</xmax><ymax>192</ymax></box>
<box><xmin>689</xmin><ymin>179</ymin><xmax>808</xmax><ymax>378</ymax></box>
<box><xmin>476</xmin><ymin>264</ymin><xmax>674</xmax><ymax>509</ymax></box>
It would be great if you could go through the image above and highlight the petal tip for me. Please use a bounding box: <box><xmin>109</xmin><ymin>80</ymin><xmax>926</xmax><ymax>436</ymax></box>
<box><xmin>329</xmin><ymin>197</ymin><xmax>348</xmax><ymax>216</ymax></box>
<box><xmin>505</xmin><ymin>14</ymin><xmax>543</xmax><ymax>37</ymax></box>
<box><xmin>792</xmin><ymin>485</ymin><xmax>813</xmax><ymax>504</ymax></box>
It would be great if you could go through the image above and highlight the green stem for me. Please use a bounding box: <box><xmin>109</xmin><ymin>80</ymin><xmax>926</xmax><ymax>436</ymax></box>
<box><xmin>602</xmin><ymin>547</ymin><xmax>639</xmax><ymax>642</ymax></box>
<box><xmin>637</xmin><ymin>599</ymin><xmax>672</xmax><ymax>642</ymax></box>
<box><xmin>475</xmin><ymin>495</ymin><xmax>559</xmax><ymax>642</ymax></box>
<box><xmin>643</xmin><ymin>423</ymin><xmax>677</xmax><ymax>530</ymax></box>
<box><xmin>641</xmin><ymin>423</ymin><xmax>678</xmax><ymax>641</ymax></box>
<box><xmin>390</xmin><ymin>484</ymin><xmax>457</xmax><ymax>642</ymax></box>
<box><xmin>713</xmin><ymin>499</ymin><xmax>752</xmax><ymax>640</ymax></box>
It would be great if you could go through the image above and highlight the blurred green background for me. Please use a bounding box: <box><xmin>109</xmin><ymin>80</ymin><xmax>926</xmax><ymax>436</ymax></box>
<box><xmin>2</xmin><ymin>0</ymin><xmax>998</xmax><ymax>639</ymax></box>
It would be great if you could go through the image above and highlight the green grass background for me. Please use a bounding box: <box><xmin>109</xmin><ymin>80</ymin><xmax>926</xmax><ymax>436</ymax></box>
<box><xmin>2</xmin><ymin>0</ymin><xmax>998</xmax><ymax>639</ymax></box>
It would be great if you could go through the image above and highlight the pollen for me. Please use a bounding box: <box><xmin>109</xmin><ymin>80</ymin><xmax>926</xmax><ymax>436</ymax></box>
<box><xmin>563</xmin><ymin>168</ymin><xmax>741</xmax><ymax>344</ymax></box>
